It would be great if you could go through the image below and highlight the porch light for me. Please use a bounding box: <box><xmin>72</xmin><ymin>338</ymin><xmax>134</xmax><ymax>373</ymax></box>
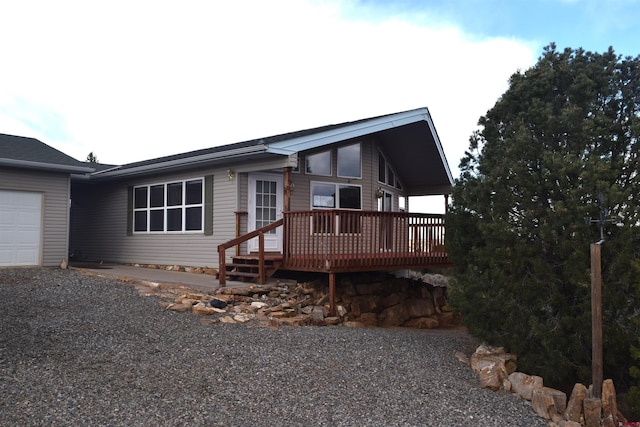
<box><xmin>375</xmin><ymin>187</ymin><xmax>384</xmax><ymax>199</ymax></box>
<box><xmin>227</xmin><ymin>169</ymin><xmax>235</xmax><ymax>180</ymax></box>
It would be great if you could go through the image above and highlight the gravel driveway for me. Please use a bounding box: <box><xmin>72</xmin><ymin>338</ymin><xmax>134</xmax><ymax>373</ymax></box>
<box><xmin>0</xmin><ymin>268</ymin><xmax>545</xmax><ymax>426</ymax></box>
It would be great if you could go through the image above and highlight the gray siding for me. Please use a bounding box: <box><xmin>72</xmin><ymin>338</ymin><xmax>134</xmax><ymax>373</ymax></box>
<box><xmin>289</xmin><ymin>137</ymin><xmax>398</xmax><ymax>212</ymax></box>
<box><xmin>0</xmin><ymin>167</ymin><xmax>70</xmax><ymax>266</ymax></box>
<box><xmin>72</xmin><ymin>165</ymin><xmax>251</xmax><ymax>268</ymax></box>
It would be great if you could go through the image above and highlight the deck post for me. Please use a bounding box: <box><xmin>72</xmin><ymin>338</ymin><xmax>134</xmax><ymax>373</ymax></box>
<box><xmin>258</xmin><ymin>232</ymin><xmax>265</xmax><ymax>285</ymax></box>
<box><xmin>329</xmin><ymin>272</ymin><xmax>336</xmax><ymax>317</ymax></box>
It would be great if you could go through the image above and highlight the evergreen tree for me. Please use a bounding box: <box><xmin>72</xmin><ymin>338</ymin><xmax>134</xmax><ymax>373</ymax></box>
<box><xmin>86</xmin><ymin>152</ymin><xmax>98</xmax><ymax>163</ymax></box>
<box><xmin>447</xmin><ymin>44</ymin><xmax>640</xmax><ymax>391</ymax></box>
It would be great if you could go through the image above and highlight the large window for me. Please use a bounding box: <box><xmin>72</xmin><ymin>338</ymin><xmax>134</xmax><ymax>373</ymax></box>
<box><xmin>310</xmin><ymin>182</ymin><xmax>362</xmax><ymax>233</ymax></box>
<box><xmin>337</xmin><ymin>143</ymin><xmax>361</xmax><ymax>178</ymax></box>
<box><xmin>133</xmin><ymin>179</ymin><xmax>204</xmax><ymax>233</ymax></box>
<box><xmin>306</xmin><ymin>150</ymin><xmax>331</xmax><ymax>176</ymax></box>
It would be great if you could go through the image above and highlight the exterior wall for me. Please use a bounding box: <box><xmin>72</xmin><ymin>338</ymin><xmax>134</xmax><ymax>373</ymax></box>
<box><xmin>288</xmin><ymin>137</ymin><xmax>407</xmax><ymax>212</ymax></box>
<box><xmin>71</xmin><ymin>165</ymin><xmax>240</xmax><ymax>268</ymax></box>
<box><xmin>0</xmin><ymin>166</ymin><xmax>70</xmax><ymax>266</ymax></box>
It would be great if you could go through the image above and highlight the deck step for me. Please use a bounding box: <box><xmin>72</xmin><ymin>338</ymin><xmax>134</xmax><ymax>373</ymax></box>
<box><xmin>218</xmin><ymin>254</ymin><xmax>283</xmax><ymax>283</ymax></box>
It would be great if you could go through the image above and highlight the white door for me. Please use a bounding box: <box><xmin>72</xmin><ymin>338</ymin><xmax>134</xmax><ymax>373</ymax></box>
<box><xmin>0</xmin><ymin>190</ymin><xmax>43</xmax><ymax>266</ymax></box>
<box><xmin>247</xmin><ymin>173</ymin><xmax>283</xmax><ymax>253</ymax></box>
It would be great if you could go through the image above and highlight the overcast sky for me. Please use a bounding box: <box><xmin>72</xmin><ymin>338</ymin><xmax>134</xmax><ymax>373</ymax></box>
<box><xmin>1</xmin><ymin>0</ymin><xmax>638</xmax><ymax>211</ymax></box>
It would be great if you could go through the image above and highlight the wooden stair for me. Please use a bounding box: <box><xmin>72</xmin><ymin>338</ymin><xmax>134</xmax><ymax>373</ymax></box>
<box><xmin>219</xmin><ymin>254</ymin><xmax>283</xmax><ymax>283</ymax></box>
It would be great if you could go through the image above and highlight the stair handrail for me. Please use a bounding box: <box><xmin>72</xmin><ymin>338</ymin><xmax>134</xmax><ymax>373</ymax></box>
<box><xmin>217</xmin><ymin>218</ymin><xmax>284</xmax><ymax>285</ymax></box>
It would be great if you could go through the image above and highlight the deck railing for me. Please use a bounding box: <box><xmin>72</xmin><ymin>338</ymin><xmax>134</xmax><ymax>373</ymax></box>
<box><xmin>282</xmin><ymin>210</ymin><xmax>449</xmax><ymax>272</ymax></box>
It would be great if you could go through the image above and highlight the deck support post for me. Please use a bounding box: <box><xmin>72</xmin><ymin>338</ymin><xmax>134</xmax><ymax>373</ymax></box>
<box><xmin>329</xmin><ymin>272</ymin><xmax>336</xmax><ymax>317</ymax></box>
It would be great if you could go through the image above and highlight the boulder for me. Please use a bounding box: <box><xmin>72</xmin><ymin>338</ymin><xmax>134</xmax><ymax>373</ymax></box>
<box><xmin>564</xmin><ymin>383</ymin><xmax>587</xmax><ymax>423</ymax></box>
<box><xmin>350</xmin><ymin>295</ymin><xmax>380</xmax><ymax>317</ymax></box>
<box><xmin>531</xmin><ymin>387</ymin><xmax>567</xmax><ymax>420</ymax></box>
<box><xmin>405</xmin><ymin>297</ymin><xmax>435</xmax><ymax>318</ymax></box>
<box><xmin>479</xmin><ymin>360</ymin><xmax>507</xmax><ymax>391</ymax></box>
<box><xmin>583</xmin><ymin>397</ymin><xmax>602</xmax><ymax>427</ymax></box>
<box><xmin>602</xmin><ymin>379</ymin><xmax>618</xmax><ymax>427</ymax></box>
<box><xmin>379</xmin><ymin>303</ymin><xmax>410</xmax><ymax>327</ymax></box>
<box><xmin>403</xmin><ymin>317</ymin><xmax>439</xmax><ymax>329</ymax></box>
<box><xmin>509</xmin><ymin>372</ymin><xmax>544</xmax><ymax>400</ymax></box>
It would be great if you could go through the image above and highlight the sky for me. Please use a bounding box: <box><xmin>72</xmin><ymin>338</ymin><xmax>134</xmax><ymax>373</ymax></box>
<box><xmin>1</xmin><ymin>0</ymin><xmax>639</xmax><ymax>212</ymax></box>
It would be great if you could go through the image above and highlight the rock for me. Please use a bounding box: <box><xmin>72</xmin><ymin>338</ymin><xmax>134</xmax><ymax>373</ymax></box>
<box><xmin>336</xmin><ymin>305</ymin><xmax>348</xmax><ymax>318</ymax></box>
<box><xmin>471</xmin><ymin>347</ymin><xmax>517</xmax><ymax>374</ymax></box>
<box><xmin>382</xmin><ymin>293</ymin><xmax>404</xmax><ymax>308</ymax></box>
<box><xmin>343</xmin><ymin>321</ymin><xmax>365</xmax><ymax>328</ymax></box>
<box><xmin>509</xmin><ymin>372</ymin><xmax>544</xmax><ymax>401</ymax></box>
<box><xmin>564</xmin><ymin>383</ymin><xmax>587</xmax><ymax>422</ymax></box>
<box><xmin>406</xmin><ymin>297</ymin><xmax>435</xmax><ymax>318</ymax></box>
<box><xmin>60</xmin><ymin>259</ymin><xmax>68</xmax><ymax>269</ymax></box>
<box><xmin>379</xmin><ymin>303</ymin><xmax>410</xmax><ymax>327</ymax></box>
<box><xmin>455</xmin><ymin>351</ymin><xmax>469</xmax><ymax>365</ymax></box>
<box><xmin>180</xmin><ymin>298</ymin><xmax>198</xmax><ymax>305</ymax></box>
<box><xmin>166</xmin><ymin>303</ymin><xmax>192</xmax><ymax>312</ymax></box>
<box><xmin>355</xmin><ymin>282</ymin><xmax>386</xmax><ymax>295</ymax></box>
<box><xmin>251</xmin><ymin>301</ymin><xmax>268</xmax><ymax>309</ymax></box>
<box><xmin>311</xmin><ymin>306</ymin><xmax>325</xmax><ymax>323</ymax></box>
<box><xmin>403</xmin><ymin>316</ymin><xmax>439</xmax><ymax>329</ymax></box>
<box><xmin>583</xmin><ymin>397</ymin><xmax>602</xmax><ymax>427</ymax></box>
<box><xmin>219</xmin><ymin>316</ymin><xmax>237</xmax><ymax>324</ymax></box>
<box><xmin>356</xmin><ymin>313</ymin><xmax>379</xmax><ymax>327</ymax></box>
<box><xmin>479</xmin><ymin>360</ymin><xmax>507</xmax><ymax>391</ymax></box>
<box><xmin>531</xmin><ymin>387</ymin><xmax>567</xmax><ymax>420</ymax></box>
<box><xmin>559</xmin><ymin>421</ymin><xmax>581</xmax><ymax>427</ymax></box>
<box><xmin>212</xmin><ymin>307</ymin><xmax>227</xmax><ymax>313</ymax></box>
<box><xmin>192</xmin><ymin>304</ymin><xmax>217</xmax><ymax>315</ymax></box>
<box><xmin>325</xmin><ymin>316</ymin><xmax>340</xmax><ymax>325</ymax></box>
<box><xmin>233</xmin><ymin>314</ymin><xmax>251</xmax><ymax>323</ymax></box>
<box><xmin>350</xmin><ymin>295</ymin><xmax>380</xmax><ymax>317</ymax></box>
<box><xmin>602</xmin><ymin>379</ymin><xmax>618</xmax><ymax>427</ymax></box>
<box><xmin>277</xmin><ymin>314</ymin><xmax>310</xmax><ymax>326</ymax></box>
<box><xmin>210</xmin><ymin>298</ymin><xmax>227</xmax><ymax>309</ymax></box>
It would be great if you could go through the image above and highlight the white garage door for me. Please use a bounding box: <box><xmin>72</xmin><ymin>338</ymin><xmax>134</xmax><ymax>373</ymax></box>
<box><xmin>0</xmin><ymin>190</ymin><xmax>43</xmax><ymax>266</ymax></box>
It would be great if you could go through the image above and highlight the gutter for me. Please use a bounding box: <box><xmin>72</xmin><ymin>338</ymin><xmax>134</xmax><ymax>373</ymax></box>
<box><xmin>88</xmin><ymin>144</ymin><xmax>269</xmax><ymax>180</ymax></box>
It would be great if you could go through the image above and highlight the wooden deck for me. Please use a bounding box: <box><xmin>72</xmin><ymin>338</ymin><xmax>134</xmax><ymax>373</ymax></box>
<box><xmin>218</xmin><ymin>210</ymin><xmax>451</xmax><ymax>316</ymax></box>
<box><xmin>218</xmin><ymin>210</ymin><xmax>450</xmax><ymax>284</ymax></box>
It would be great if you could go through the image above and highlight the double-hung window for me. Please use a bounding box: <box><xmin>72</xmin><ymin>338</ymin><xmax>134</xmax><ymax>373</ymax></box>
<box><xmin>133</xmin><ymin>179</ymin><xmax>204</xmax><ymax>233</ymax></box>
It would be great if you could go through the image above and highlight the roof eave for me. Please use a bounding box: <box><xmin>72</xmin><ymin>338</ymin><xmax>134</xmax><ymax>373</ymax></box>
<box><xmin>265</xmin><ymin>108</ymin><xmax>432</xmax><ymax>155</ymax></box>
<box><xmin>89</xmin><ymin>144</ymin><xmax>269</xmax><ymax>180</ymax></box>
<box><xmin>0</xmin><ymin>158</ymin><xmax>95</xmax><ymax>173</ymax></box>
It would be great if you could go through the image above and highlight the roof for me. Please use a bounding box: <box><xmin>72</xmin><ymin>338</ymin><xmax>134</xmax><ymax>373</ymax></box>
<box><xmin>88</xmin><ymin>107</ymin><xmax>454</xmax><ymax>195</ymax></box>
<box><xmin>0</xmin><ymin>133</ymin><xmax>94</xmax><ymax>173</ymax></box>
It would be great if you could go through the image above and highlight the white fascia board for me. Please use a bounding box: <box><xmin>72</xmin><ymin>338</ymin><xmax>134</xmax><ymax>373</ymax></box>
<box><xmin>266</xmin><ymin>109</ymin><xmax>430</xmax><ymax>155</ymax></box>
<box><xmin>423</xmin><ymin>109</ymin><xmax>454</xmax><ymax>185</ymax></box>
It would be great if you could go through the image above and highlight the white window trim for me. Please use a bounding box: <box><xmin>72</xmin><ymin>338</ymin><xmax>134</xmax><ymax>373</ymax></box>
<box><xmin>133</xmin><ymin>178</ymin><xmax>205</xmax><ymax>234</ymax></box>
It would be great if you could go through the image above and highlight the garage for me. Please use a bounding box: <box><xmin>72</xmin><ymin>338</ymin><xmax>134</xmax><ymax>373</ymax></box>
<box><xmin>0</xmin><ymin>190</ymin><xmax>43</xmax><ymax>266</ymax></box>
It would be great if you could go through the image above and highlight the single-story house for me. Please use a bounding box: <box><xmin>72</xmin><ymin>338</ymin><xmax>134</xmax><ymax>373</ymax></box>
<box><xmin>0</xmin><ymin>134</ymin><xmax>94</xmax><ymax>267</ymax></box>
<box><xmin>2</xmin><ymin>108</ymin><xmax>454</xmax><ymax>286</ymax></box>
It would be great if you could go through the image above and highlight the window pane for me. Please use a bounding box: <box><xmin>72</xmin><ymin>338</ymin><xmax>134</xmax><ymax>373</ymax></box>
<box><xmin>311</xmin><ymin>183</ymin><xmax>335</xmax><ymax>208</ymax></box>
<box><xmin>378</xmin><ymin>151</ymin><xmax>386</xmax><ymax>183</ymax></box>
<box><xmin>134</xmin><ymin>187</ymin><xmax>147</xmax><ymax>208</ymax></box>
<box><xmin>306</xmin><ymin>150</ymin><xmax>331</xmax><ymax>176</ymax></box>
<box><xmin>149</xmin><ymin>209</ymin><xmax>164</xmax><ymax>231</ymax></box>
<box><xmin>134</xmin><ymin>211</ymin><xmax>147</xmax><ymax>231</ymax></box>
<box><xmin>186</xmin><ymin>207</ymin><xmax>202</xmax><ymax>230</ymax></box>
<box><xmin>167</xmin><ymin>208</ymin><xmax>182</xmax><ymax>231</ymax></box>
<box><xmin>167</xmin><ymin>183</ymin><xmax>182</xmax><ymax>206</ymax></box>
<box><xmin>150</xmin><ymin>185</ymin><xmax>164</xmax><ymax>208</ymax></box>
<box><xmin>337</xmin><ymin>143</ymin><xmax>361</xmax><ymax>178</ymax></box>
<box><xmin>185</xmin><ymin>180</ymin><xmax>202</xmax><ymax>205</ymax></box>
<box><xmin>387</xmin><ymin>165</ymin><xmax>395</xmax><ymax>187</ymax></box>
<box><xmin>339</xmin><ymin>185</ymin><xmax>361</xmax><ymax>209</ymax></box>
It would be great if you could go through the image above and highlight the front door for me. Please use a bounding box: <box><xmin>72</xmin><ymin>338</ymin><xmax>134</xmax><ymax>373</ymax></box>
<box><xmin>248</xmin><ymin>173</ymin><xmax>283</xmax><ymax>253</ymax></box>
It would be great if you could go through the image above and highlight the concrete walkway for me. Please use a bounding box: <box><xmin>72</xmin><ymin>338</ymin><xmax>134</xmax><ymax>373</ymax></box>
<box><xmin>71</xmin><ymin>264</ymin><xmax>263</xmax><ymax>294</ymax></box>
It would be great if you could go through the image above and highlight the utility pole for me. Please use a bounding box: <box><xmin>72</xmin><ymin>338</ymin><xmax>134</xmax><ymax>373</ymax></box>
<box><xmin>585</xmin><ymin>193</ymin><xmax>616</xmax><ymax>398</ymax></box>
